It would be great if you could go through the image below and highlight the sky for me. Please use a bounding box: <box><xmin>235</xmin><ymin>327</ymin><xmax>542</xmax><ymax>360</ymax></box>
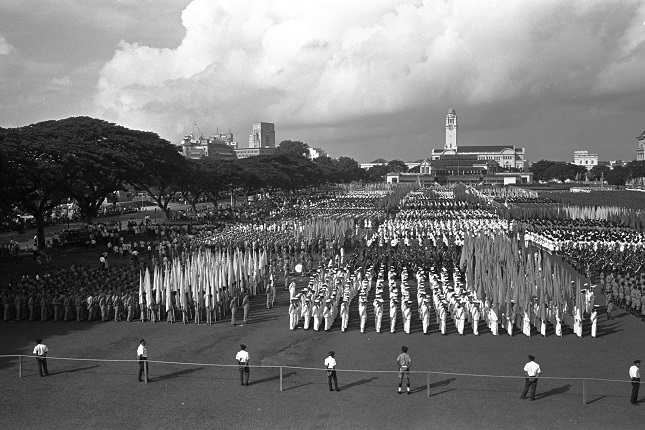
<box><xmin>1</xmin><ymin>0</ymin><xmax>644</xmax><ymax>163</ymax></box>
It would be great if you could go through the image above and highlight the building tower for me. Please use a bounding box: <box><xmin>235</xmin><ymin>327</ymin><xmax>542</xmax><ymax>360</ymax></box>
<box><xmin>249</xmin><ymin>122</ymin><xmax>276</xmax><ymax>148</ymax></box>
<box><xmin>445</xmin><ymin>108</ymin><xmax>457</xmax><ymax>150</ymax></box>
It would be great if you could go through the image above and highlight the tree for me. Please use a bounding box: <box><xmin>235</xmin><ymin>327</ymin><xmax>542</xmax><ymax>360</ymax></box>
<box><xmin>179</xmin><ymin>158</ymin><xmax>211</xmax><ymax>213</ymax></box>
<box><xmin>336</xmin><ymin>156</ymin><xmax>366</xmax><ymax>183</ymax></box>
<box><xmin>126</xmin><ymin>133</ymin><xmax>187</xmax><ymax>219</ymax></box>
<box><xmin>543</xmin><ymin>163</ymin><xmax>586</xmax><ymax>182</ymax></box>
<box><xmin>52</xmin><ymin>117</ymin><xmax>170</xmax><ymax>223</ymax></box>
<box><xmin>366</xmin><ymin>164</ymin><xmax>389</xmax><ymax>182</ymax></box>
<box><xmin>276</xmin><ymin>140</ymin><xmax>309</xmax><ymax>157</ymax></box>
<box><xmin>606</xmin><ymin>165</ymin><xmax>630</xmax><ymax>186</ymax></box>
<box><xmin>1</xmin><ymin>117</ymin><xmax>184</xmax><ymax>225</ymax></box>
<box><xmin>387</xmin><ymin>159</ymin><xmax>408</xmax><ymax>173</ymax></box>
<box><xmin>626</xmin><ymin>160</ymin><xmax>645</xmax><ymax>180</ymax></box>
<box><xmin>0</xmin><ymin>127</ymin><xmax>68</xmax><ymax>247</ymax></box>
<box><xmin>529</xmin><ymin>160</ymin><xmax>556</xmax><ymax>182</ymax></box>
<box><xmin>586</xmin><ymin>164</ymin><xmax>610</xmax><ymax>181</ymax></box>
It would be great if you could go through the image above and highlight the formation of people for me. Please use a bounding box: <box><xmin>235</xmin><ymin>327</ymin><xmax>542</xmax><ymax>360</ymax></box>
<box><xmin>4</xmin><ymin>184</ymin><xmax>645</xmax><ymax>340</ymax></box>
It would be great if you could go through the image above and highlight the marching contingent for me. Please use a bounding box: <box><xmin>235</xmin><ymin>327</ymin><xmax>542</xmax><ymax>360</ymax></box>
<box><xmin>2</xmin><ymin>184</ymin><xmax>645</xmax><ymax>341</ymax></box>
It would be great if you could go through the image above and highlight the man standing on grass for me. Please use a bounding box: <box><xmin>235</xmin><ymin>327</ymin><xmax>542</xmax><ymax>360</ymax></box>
<box><xmin>397</xmin><ymin>346</ymin><xmax>411</xmax><ymax>395</ymax></box>
<box><xmin>137</xmin><ymin>339</ymin><xmax>148</xmax><ymax>382</ymax></box>
<box><xmin>630</xmin><ymin>359</ymin><xmax>640</xmax><ymax>405</ymax></box>
<box><xmin>520</xmin><ymin>355</ymin><xmax>541</xmax><ymax>401</ymax></box>
<box><xmin>236</xmin><ymin>344</ymin><xmax>250</xmax><ymax>386</ymax></box>
<box><xmin>325</xmin><ymin>351</ymin><xmax>339</xmax><ymax>392</ymax></box>
<box><xmin>33</xmin><ymin>339</ymin><xmax>49</xmax><ymax>377</ymax></box>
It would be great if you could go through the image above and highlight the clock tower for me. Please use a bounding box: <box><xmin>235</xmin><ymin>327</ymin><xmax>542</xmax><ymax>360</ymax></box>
<box><xmin>445</xmin><ymin>108</ymin><xmax>457</xmax><ymax>150</ymax></box>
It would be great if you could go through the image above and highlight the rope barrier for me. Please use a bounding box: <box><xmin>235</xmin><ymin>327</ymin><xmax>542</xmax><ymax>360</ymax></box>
<box><xmin>1</xmin><ymin>354</ymin><xmax>640</xmax><ymax>385</ymax></box>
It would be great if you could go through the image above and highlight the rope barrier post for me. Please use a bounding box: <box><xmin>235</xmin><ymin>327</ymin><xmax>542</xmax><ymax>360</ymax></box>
<box><xmin>144</xmin><ymin>361</ymin><xmax>149</xmax><ymax>384</ymax></box>
<box><xmin>19</xmin><ymin>355</ymin><xmax>22</xmax><ymax>378</ymax></box>
<box><xmin>279</xmin><ymin>366</ymin><xmax>283</xmax><ymax>392</ymax></box>
<box><xmin>582</xmin><ymin>379</ymin><xmax>586</xmax><ymax>405</ymax></box>
<box><xmin>427</xmin><ymin>372</ymin><xmax>430</xmax><ymax>398</ymax></box>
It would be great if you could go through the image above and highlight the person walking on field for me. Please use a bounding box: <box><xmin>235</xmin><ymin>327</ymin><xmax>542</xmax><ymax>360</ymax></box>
<box><xmin>629</xmin><ymin>359</ymin><xmax>640</xmax><ymax>405</ymax></box>
<box><xmin>325</xmin><ymin>351</ymin><xmax>339</xmax><ymax>392</ymax></box>
<box><xmin>33</xmin><ymin>339</ymin><xmax>49</xmax><ymax>377</ymax></box>
<box><xmin>520</xmin><ymin>355</ymin><xmax>541</xmax><ymax>400</ymax></box>
<box><xmin>397</xmin><ymin>346</ymin><xmax>411</xmax><ymax>394</ymax></box>
<box><xmin>236</xmin><ymin>344</ymin><xmax>250</xmax><ymax>386</ymax></box>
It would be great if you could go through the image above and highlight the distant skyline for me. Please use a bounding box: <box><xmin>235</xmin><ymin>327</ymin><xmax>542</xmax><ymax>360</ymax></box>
<box><xmin>1</xmin><ymin>0</ymin><xmax>644</xmax><ymax>163</ymax></box>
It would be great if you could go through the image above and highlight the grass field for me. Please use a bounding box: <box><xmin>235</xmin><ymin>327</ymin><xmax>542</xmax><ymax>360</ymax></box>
<box><xmin>1</xmin><ymin>219</ymin><xmax>645</xmax><ymax>430</ymax></box>
<box><xmin>1</xmin><ymin>265</ymin><xmax>644</xmax><ymax>429</ymax></box>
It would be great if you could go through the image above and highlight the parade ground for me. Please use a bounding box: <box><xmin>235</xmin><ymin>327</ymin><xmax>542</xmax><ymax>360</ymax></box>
<box><xmin>1</xmin><ymin>255</ymin><xmax>644</xmax><ymax>430</ymax></box>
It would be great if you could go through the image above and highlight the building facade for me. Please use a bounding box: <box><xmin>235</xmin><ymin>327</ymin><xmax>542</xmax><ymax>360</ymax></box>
<box><xmin>573</xmin><ymin>150</ymin><xmax>598</xmax><ymax>170</ymax></box>
<box><xmin>235</xmin><ymin>147</ymin><xmax>276</xmax><ymax>159</ymax></box>
<box><xmin>431</xmin><ymin>109</ymin><xmax>526</xmax><ymax>170</ymax></box>
<box><xmin>307</xmin><ymin>147</ymin><xmax>328</xmax><ymax>160</ymax></box>
<box><xmin>180</xmin><ymin>133</ymin><xmax>237</xmax><ymax>160</ymax></box>
<box><xmin>637</xmin><ymin>131</ymin><xmax>645</xmax><ymax>161</ymax></box>
<box><xmin>249</xmin><ymin>122</ymin><xmax>276</xmax><ymax>149</ymax></box>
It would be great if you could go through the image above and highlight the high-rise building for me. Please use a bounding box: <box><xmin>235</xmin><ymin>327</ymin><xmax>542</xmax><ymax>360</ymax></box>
<box><xmin>249</xmin><ymin>122</ymin><xmax>275</xmax><ymax>148</ymax></box>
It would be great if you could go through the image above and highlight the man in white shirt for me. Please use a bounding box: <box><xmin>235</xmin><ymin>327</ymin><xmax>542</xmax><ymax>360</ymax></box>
<box><xmin>137</xmin><ymin>339</ymin><xmax>148</xmax><ymax>382</ymax></box>
<box><xmin>236</xmin><ymin>344</ymin><xmax>250</xmax><ymax>386</ymax></box>
<box><xmin>324</xmin><ymin>351</ymin><xmax>339</xmax><ymax>392</ymax></box>
<box><xmin>33</xmin><ymin>339</ymin><xmax>49</xmax><ymax>377</ymax></box>
<box><xmin>629</xmin><ymin>359</ymin><xmax>640</xmax><ymax>405</ymax></box>
<box><xmin>520</xmin><ymin>355</ymin><xmax>541</xmax><ymax>400</ymax></box>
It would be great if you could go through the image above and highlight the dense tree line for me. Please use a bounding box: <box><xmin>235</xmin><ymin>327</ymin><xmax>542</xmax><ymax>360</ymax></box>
<box><xmin>0</xmin><ymin>117</ymin><xmax>369</xmax><ymax>247</ymax></box>
<box><xmin>529</xmin><ymin>159</ymin><xmax>645</xmax><ymax>186</ymax></box>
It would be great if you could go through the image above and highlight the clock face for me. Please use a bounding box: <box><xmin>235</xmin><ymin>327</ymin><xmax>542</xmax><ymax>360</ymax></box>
<box><xmin>448</xmin><ymin>125</ymin><xmax>453</xmax><ymax>130</ymax></box>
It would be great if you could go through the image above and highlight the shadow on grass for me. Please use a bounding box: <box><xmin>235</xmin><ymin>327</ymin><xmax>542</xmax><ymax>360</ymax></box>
<box><xmin>430</xmin><ymin>377</ymin><xmax>456</xmax><ymax>388</ymax></box>
<box><xmin>339</xmin><ymin>376</ymin><xmax>378</xmax><ymax>391</ymax></box>
<box><xmin>150</xmin><ymin>366</ymin><xmax>204</xmax><ymax>382</ymax></box>
<box><xmin>283</xmin><ymin>381</ymin><xmax>315</xmax><ymax>391</ymax></box>
<box><xmin>49</xmin><ymin>364</ymin><xmax>101</xmax><ymax>376</ymax></box>
<box><xmin>595</xmin><ymin>322</ymin><xmax>623</xmax><ymax>338</ymax></box>
<box><xmin>535</xmin><ymin>384</ymin><xmax>571</xmax><ymax>400</ymax></box>
<box><xmin>427</xmin><ymin>388</ymin><xmax>456</xmax><ymax>398</ymax></box>
<box><xmin>251</xmin><ymin>371</ymin><xmax>296</xmax><ymax>386</ymax></box>
<box><xmin>586</xmin><ymin>395</ymin><xmax>606</xmax><ymax>405</ymax></box>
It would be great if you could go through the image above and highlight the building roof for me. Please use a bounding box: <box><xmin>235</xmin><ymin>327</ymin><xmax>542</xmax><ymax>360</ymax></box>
<box><xmin>448</xmin><ymin>108</ymin><xmax>456</xmax><ymax>115</ymax></box>
<box><xmin>438</xmin><ymin>154</ymin><xmax>479</xmax><ymax>160</ymax></box>
<box><xmin>456</xmin><ymin>145</ymin><xmax>514</xmax><ymax>153</ymax></box>
<box><xmin>638</xmin><ymin>131</ymin><xmax>645</xmax><ymax>140</ymax></box>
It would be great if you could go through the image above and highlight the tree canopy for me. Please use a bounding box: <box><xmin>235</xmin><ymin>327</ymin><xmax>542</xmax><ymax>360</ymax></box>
<box><xmin>276</xmin><ymin>140</ymin><xmax>309</xmax><ymax>157</ymax></box>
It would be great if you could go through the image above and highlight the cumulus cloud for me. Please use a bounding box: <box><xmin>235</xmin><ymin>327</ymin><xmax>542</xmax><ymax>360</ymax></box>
<box><xmin>0</xmin><ymin>35</ymin><xmax>14</xmax><ymax>55</ymax></box>
<box><xmin>94</xmin><ymin>0</ymin><xmax>645</xmax><ymax>146</ymax></box>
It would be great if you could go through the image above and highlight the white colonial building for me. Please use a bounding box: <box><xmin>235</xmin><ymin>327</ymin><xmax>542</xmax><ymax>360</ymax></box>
<box><xmin>431</xmin><ymin>108</ymin><xmax>526</xmax><ymax>170</ymax></box>
<box><xmin>573</xmin><ymin>150</ymin><xmax>598</xmax><ymax>170</ymax></box>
